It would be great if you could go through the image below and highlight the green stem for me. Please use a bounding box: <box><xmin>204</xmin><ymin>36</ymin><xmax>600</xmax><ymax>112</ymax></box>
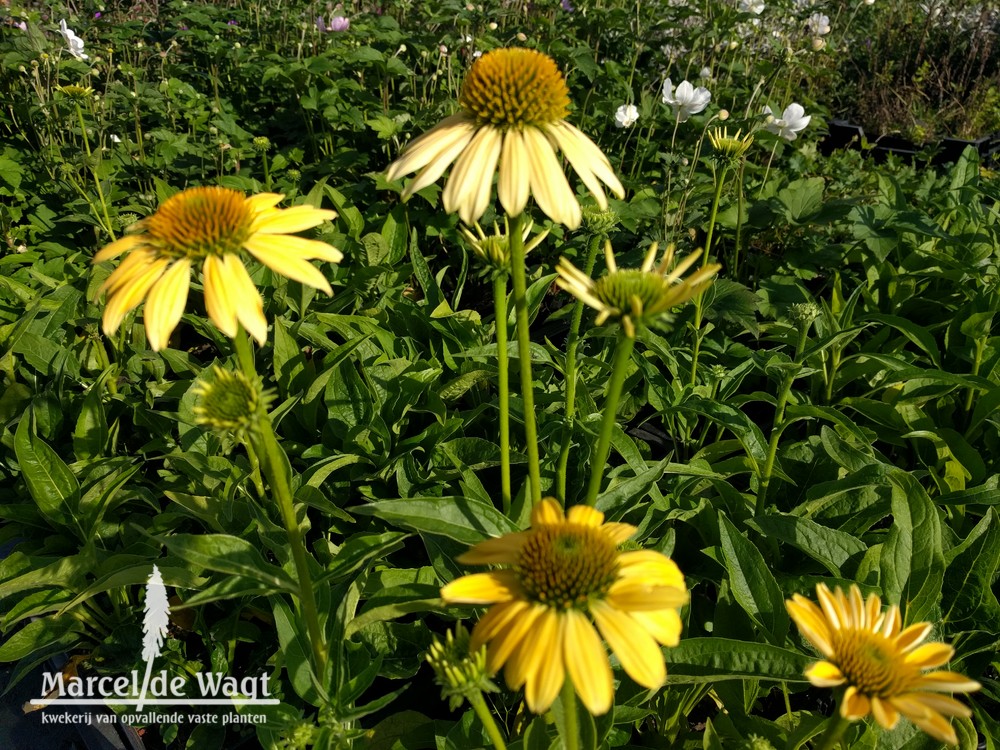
<box><xmin>75</xmin><ymin>101</ymin><xmax>116</xmax><ymax>241</ymax></box>
<box><xmin>815</xmin><ymin>712</ymin><xmax>850</xmax><ymax>750</ymax></box>
<box><xmin>560</xmin><ymin>680</ymin><xmax>580</xmax><ymax>750</ymax></box>
<box><xmin>964</xmin><ymin>337</ymin><xmax>985</xmax><ymax>415</ymax></box>
<box><xmin>585</xmin><ymin>333</ymin><xmax>635</xmax><ymax>506</ymax></box>
<box><xmin>508</xmin><ymin>212</ymin><xmax>542</xmax><ymax>504</ymax></box>
<box><xmin>468</xmin><ymin>692</ymin><xmax>508</xmax><ymax>750</ymax></box>
<box><xmin>557</xmin><ymin>236</ymin><xmax>602</xmax><ymax>504</ymax></box>
<box><xmin>689</xmin><ymin>164</ymin><xmax>729</xmax><ymax>386</ymax></box>
<box><xmin>233</xmin><ymin>331</ymin><xmax>328</xmax><ymax>682</ymax></box>
<box><xmin>493</xmin><ymin>274</ymin><xmax>512</xmax><ymax>515</ymax></box>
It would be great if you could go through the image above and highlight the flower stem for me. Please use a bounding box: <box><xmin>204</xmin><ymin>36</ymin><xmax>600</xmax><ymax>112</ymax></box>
<box><xmin>75</xmin><ymin>101</ymin><xmax>116</xmax><ymax>241</ymax></box>
<box><xmin>233</xmin><ymin>330</ymin><xmax>328</xmax><ymax>681</ymax></box>
<box><xmin>493</xmin><ymin>273</ymin><xmax>512</xmax><ymax>515</ymax></box>
<box><xmin>815</xmin><ymin>712</ymin><xmax>851</xmax><ymax>750</ymax></box>
<box><xmin>557</xmin><ymin>235</ymin><xmax>602</xmax><ymax>504</ymax></box>
<box><xmin>585</xmin><ymin>332</ymin><xmax>635</xmax><ymax>506</ymax></box>
<box><xmin>560</xmin><ymin>680</ymin><xmax>580</xmax><ymax>750</ymax></box>
<box><xmin>508</xmin><ymin>212</ymin><xmax>542</xmax><ymax>504</ymax></box>
<box><xmin>689</xmin><ymin>164</ymin><xmax>729</xmax><ymax>386</ymax></box>
<box><xmin>468</xmin><ymin>692</ymin><xmax>508</xmax><ymax>750</ymax></box>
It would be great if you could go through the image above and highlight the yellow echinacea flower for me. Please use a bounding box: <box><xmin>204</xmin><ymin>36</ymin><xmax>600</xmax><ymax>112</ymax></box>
<box><xmin>93</xmin><ymin>186</ymin><xmax>342</xmax><ymax>350</ymax></box>
<box><xmin>441</xmin><ymin>498</ymin><xmax>688</xmax><ymax>716</ymax></box>
<box><xmin>786</xmin><ymin>583</ymin><xmax>980</xmax><ymax>745</ymax></box>
<box><xmin>386</xmin><ymin>47</ymin><xmax>624</xmax><ymax>229</ymax></box>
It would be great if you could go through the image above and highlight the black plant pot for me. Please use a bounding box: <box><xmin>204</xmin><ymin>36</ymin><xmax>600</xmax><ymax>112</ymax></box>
<box><xmin>821</xmin><ymin>119</ymin><xmax>1000</xmax><ymax>167</ymax></box>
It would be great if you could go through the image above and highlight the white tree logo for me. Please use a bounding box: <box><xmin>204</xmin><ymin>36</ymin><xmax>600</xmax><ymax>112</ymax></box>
<box><xmin>136</xmin><ymin>565</ymin><xmax>170</xmax><ymax>711</ymax></box>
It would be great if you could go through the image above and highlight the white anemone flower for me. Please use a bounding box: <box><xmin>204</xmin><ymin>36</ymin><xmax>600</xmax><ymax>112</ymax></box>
<box><xmin>662</xmin><ymin>79</ymin><xmax>711</xmax><ymax>123</ymax></box>
<box><xmin>614</xmin><ymin>104</ymin><xmax>639</xmax><ymax>128</ymax></box>
<box><xmin>806</xmin><ymin>12</ymin><xmax>831</xmax><ymax>35</ymax></box>
<box><xmin>739</xmin><ymin>0</ymin><xmax>765</xmax><ymax>14</ymax></box>
<box><xmin>763</xmin><ymin>103</ymin><xmax>811</xmax><ymax>141</ymax></box>
<box><xmin>58</xmin><ymin>19</ymin><xmax>89</xmax><ymax>60</ymax></box>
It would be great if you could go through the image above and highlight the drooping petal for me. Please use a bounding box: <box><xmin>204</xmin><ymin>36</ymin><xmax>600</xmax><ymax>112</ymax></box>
<box><xmin>222</xmin><ymin>253</ymin><xmax>268</xmax><ymax>345</ymax></box>
<box><xmin>471</xmin><ymin>599</ymin><xmax>530</xmax><ymax>652</ymax></box>
<box><xmin>252</xmin><ymin>205</ymin><xmax>337</xmax><ymax>234</ymax></box>
<box><xmin>442</xmin><ymin>125</ymin><xmax>503</xmax><ymax>225</ymax></box>
<box><xmin>523</xmin><ymin>609</ymin><xmax>564</xmax><ymax>714</ymax></box>
<box><xmin>904</xmin><ymin>642</ymin><xmax>954</xmax><ymax>669</ymax></box>
<box><xmin>458</xmin><ymin>532</ymin><xmax>531</xmax><ymax>565</ymax></box>
<box><xmin>440</xmin><ymin>570</ymin><xmax>521</xmax><ymax>604</ymax></box>
<box><xmin>242</xmin><ymin>235</ymin><xmax>334</xmax><ymax>294</ymax></box>
<box><xmin>143</xmin><ymin>258</ymin><xmax>191</xmax><ymax>351</ymax></box>
<box><xmin>915</xmin><ymin>671</ymin><xmax>982</xmax><ymax>693</ymax></box>
<box><xmin>497</xmin><ymin>129</ymin><xmax>531</xmax><ymax>217</ymax></box>
<box><xmin>629</xmin><ymin>608</ymin><xmax>683</xmax><ymax>647</ymax></box>
<box><xmin>805</xmin><ymin>660</ymin><xmax>846</xmax><ymax>688</ymax></box>
<box><xmin>566</xmin><ymin>505</ymin><xmax>604</xmax><ymax>527</ymax></box>
<box><xmin>591</xmin><ymin>600</ymin><xmax>665</xmax><ymax>688</ymax></box>
<box><xmin>564</xmin><ymin>609</ymin><xmax>613</xmax><ymax>715</ymax></box>
<box><xmin>94</xmin><ymin>234</ymin><xmax>144</xmax><ymax>263</ymax></box>
<box><xmin>244</xmin><ymin>192</ymin><xmax>286</xmax><ymax>214</ymax></box>
<box><xmin>871</xmin><ymin>696</ymin><xmax>900</xmax><ymax>730</ymax></box>
<box><xmin>617</xmin><ymin>551</ymin><xmax>684</xmax><ymax>588</ymax></box>
<box><xmin>202</xmin><ymin>254</ymin><xmax>238</xmax><ymax>339</ymax></box>
<box><xmin>841</xmin><ymin>685</ymin><xmax>871</xmax><ymax>720</ymax></box>
<box><xmin>601</xmin><ymin>522</ymin><xmax>638</xmax><ymax>545</ymax></box>
<box><xmin>387</xmin><ymin>114</ymin><xmax>477</xmax><ymax>184</ymax></box>
<box><xmin>606</xmin><ymin>580</ymin><xmax>688</xmax><ymax>611</ymax></box>
<box><xmin>895</xmin><ymin>622</ymin><xmax>932</xmax><ymax>653</ymax></box>
<box><xmin>521</xmin><ymin>126</ymin><xmax>581</xmax><ymax>229</ymax></box>
<box><xmin>101</xmin><ymin>257</ymin><xmax>170</xmax><ymax>335</ymax></box>
<box><xmin>502</xmin><ymin>605</ymin><xmax>552</xmax><ymax>689</ymax></box>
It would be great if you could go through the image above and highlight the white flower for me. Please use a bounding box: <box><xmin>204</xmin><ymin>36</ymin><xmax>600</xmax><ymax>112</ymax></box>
<box><xmin>58</xmin><ymin>19</ymin><xmax>89</xmax><ymax>60</ymax></box>
<box><xmin>699</xmin><ymin>66</ymin><xmax>712</xmax><ymax>80</ymax></box>
<box><xmin>110</xmin><ymin>134</ymin><xmax>122</xmax><ymax>143</ymax></box>
<box><xmin>806</xmin><ymin>12</ymin><xmax>830</xmax><ymax>35</ymax></box>
<box><xmin>614</xmin><ymin>104</ymin><xmax>639</xmax><ymax>128</ymax></box>
<box><xmin>739</xmin><ymin>0</ymin><xmax>765</xmax><ymax>14</ymax></box>
<box><xmin>763</xmin><ymin>103</ymin><xmax>811</xmax><ymax>141</ymax></box>
<box><xmin>662</xmin><ymin>78</ymin><xmax>711</xmax><ymax>122</ymax></box>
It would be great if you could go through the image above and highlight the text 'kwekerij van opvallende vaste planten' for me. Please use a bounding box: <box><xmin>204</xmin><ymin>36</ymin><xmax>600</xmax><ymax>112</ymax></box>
<box><xmin>0</xmin><ymin>1</ymin><xmax>998</xmax><ymax>749</ymax></box>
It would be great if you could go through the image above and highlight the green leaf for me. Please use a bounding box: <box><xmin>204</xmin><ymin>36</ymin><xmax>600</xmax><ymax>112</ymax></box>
<box><xmin>670</xmin><ymin>398</ymin><xmax>768</xmax><ymax>473</ymax></box>
<box><xmin>776</xmin><ymin>177</ymin><xmax>825</xmax><ymax>224</ymax></box>
<box><xmin>0</xmin><ymin>615</ymin><xmax>83</xmax><ymax>662</ymax></box>
<box><xmin>14</xmin><ymin>414</ymin><xmax>80</xmax><ymax>529</ymax></box>
<box><xmin>157</xmin><ymin>534</ymin><xmax>298</xmax><ymax>593</ymax></box>
<box><xmin>862</xmin><ymin>313</ymin><xmax>941</xmax><ymax>368</ymax></box>
<box><xmin>750</xmin><ymin>514</ymin><xmax>867</xmax><ymax>576</ymax></box>
<box><xmin>882</xmin><ymin>472</ymin><xmax>944</xmax><ymax>623</ymax></box>
<box><xmin>942</xmin><ymin>508</ymin><xmax>1000</xmax><ymax>626</ymax></box>
<box><xmin>72</xmin><ymin>384</ymin><xmax>108</xmax><ymax>460</ymax></box>
<box><xmin>345</xmin><ymin>583</ymin><xmax>445</xmax><ymax>638</ymax></box>
<box><xmin>718</xmin><ymin>513</ymin><xmax>789</xmax><ymax>644</ymax></box>
<box><xmin>664</xmin><ymin>638</ymin><xmax>810</xmax><ymax>683</ymax></box>
<box><xmin>353</xmin><ymin>497</ymin><xmax>518</xmax><ymax>545</ymax></box>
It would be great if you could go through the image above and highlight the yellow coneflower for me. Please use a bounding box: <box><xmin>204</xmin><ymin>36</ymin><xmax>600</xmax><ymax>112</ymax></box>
<box><xmin>386</xmin><ymin>47</ymin><xmax>624</xmax><ymax>229</ymax></box>
<box><xmin>93</xmin><ymin>186</ymin><xmax>342</xmax><ymax>351</ymax></box>
<box><xmin>459</xmin><ymin>217</ymin><xmax>549</xmax><ymax>276</ymax></box>
<box><xmin>191</xmin><ymin>365</ymin><xmax>272</xmax><ymax>439</ymax></box>
<box><xmin>786</xmin><ymin>583</ymin><xmax>980</xmax><ymax>745</ymax></box>
<box><xmin>556</xmin><ymin>241</ymin><xmax>720</xmax><ymax>338</ymax></box>
<box><xmin>440</xmin><ymin>498</ymin><xmax>688</xmax><ymax>716</ymax></box>
<box><xmin>708</xmin><ymin>126</ymin><xmax>754</xmax><ymax>160</ymax></box>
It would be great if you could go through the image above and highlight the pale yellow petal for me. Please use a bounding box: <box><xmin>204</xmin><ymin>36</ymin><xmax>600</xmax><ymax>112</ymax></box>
<box><xmin>387</xmin><ymin>114</ymin><xmax>477</xmax><ymax>184</ymax></box>
<box><xmin>252</xmin><ymin>205</ymin><xmax>337</xmax><ymax>234</ymax></box>
<box><xmin>471</xmin><ymin>599</ymin><xmax>530</xmax><ymax>652</ymax></box>
<box><xmin>93</xmin><ymin>234</ymin><xmax>144</xmax><ymax>263</ymax></box>
<box><xmin>841</xmin><ymin>685</ymin><xmax>871</xmax><ymax>720</ymax></box>
<box><xmin>440</xmin><ymin>571</ymin><xmax>520</xmax><ymax>604</ymax></box>
<box><xmin>591</xmin><ymin>600</ymin><xmax>665</xmax><ymax>688</ymax></box>
<box><xmin>244</xmin><ymin>192</ymin><xmax>285</xmax><ymax>214</ymax></box>
<box><xmin>891</xmin><ymin>695</ymin><xmax>958</xmax><ymax>744</ymax></box>
<box><xmin>549</xmin><ymin>121</ymin><xmax>624</xmax><ymax>200</ymax></box>
<box><xmin>242</xmin><ymin>235</ymin><xmax>333</xmax><ymax>294</ymax></box>
<box><xmin>563</xmin><ymin>609</ymin><xmax>613</xmax><ymax>715</ymax></box>
<box><xmin>222</xmin><ymin>254</ymin><xmax>268</xmax><ymax>345</ymax></box>
<box><xmin>522</xmin><ymin>126</ymin><xmax>580</xmax><ymax>228</ymax></box>
<box><xmin>904</xmin><ymin>642</ymin><xmax>954</xmax><ymax>669</ymax></box>
<box><xmin>805</xmin><ymin>660</ymin><xmax>846</xmax><ymax>688</ymax></box>
<box><xmin>101</xmin><ymin>258</ymin><xmax>170</xmax><ymax>335</ymax></box>
<box><xmin>916</xmin><ymin>671</ymin><xmax>981</xmax><ymax>693</ymax></box>
<box><xmin>501</xmin><ymin>604</ymin><xmax>550</xmax><ymax>689</ymax></box>
<box><xmin>617</xmin><ymin>551</ymin><xmax>685</xmax><ymax>588</ymax></box>
<box><xmin>203</xmin><ymin>254</ymin><xmax>238</xmax><ymax>339</ymax></box>
<box><xmin>786</xmin><ymin>596</ymin><xmax>835</xmax><ymax>658</ymax></box>
<box><xmin>143</xmin><ymin>258</ymin><xmax>191</xmax><ymax>351</ymax></box>
<box><xmin>602</xmin><ymin>522</ymin><xmax>638</xmax><ymax>544</ymax></box>
<box><xmin>566</xmin><ymin>505</ymin><xmax>604</xmax><ymax>527</ymax></box>
<box><xmin>497</xmin><ymin>129</ymin><xmax>530</xmax><ymax>217</ymax></box>
<box><xmin>895</xmin><ymin>622</ymin><xmax>932</xmax><ymax>653</ymax></box>
<box><xmin>629</xmin><ymin>608</ymin><xmax>683</xmax><ymax>647</ymax></box>
<box><xmin>442</xmin><ymin>125</ymin><xmax>502</xmax><ymax>225</ymax></box>
<box><xmin>523</xmin><ymin>609</ymin><xmax>564</xmax><ymax>714</ymax></box>
<box><xmin>871</xmin><ymin>696</ymin><xmax>900</xmax><ymax>730</ymax></box>
<box><xmin>606</xmin><ymin>582</ymin><xmax>688</xmax><ymax>611</ymax></box>
<box><xmin>531</xmin><ymin>498</ymin><xmax>565</xmax><ymax>526</ymax></box>
<box><xmin>894</xmin><ymin>693</ymin><xmax>973</xmax><ymax>718</ymax></box>
<box><xmin>99</xmin><ymin>247</ymin><xmax>157</xmax><ymax>296</ymax></box>
<box><xmin>247</xmin><ymin>233</ymin><xmax>343</xmax><ymax>263</ymax></box>
<box><xmin>402</xmin><ymin>124</ymin><xmax>481</xmax><ymax>198</ymax></box>
<box><xmin>458</xmin><ymin>532</ymin><xmax>531</xmax><ymax>565</ymax></box>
